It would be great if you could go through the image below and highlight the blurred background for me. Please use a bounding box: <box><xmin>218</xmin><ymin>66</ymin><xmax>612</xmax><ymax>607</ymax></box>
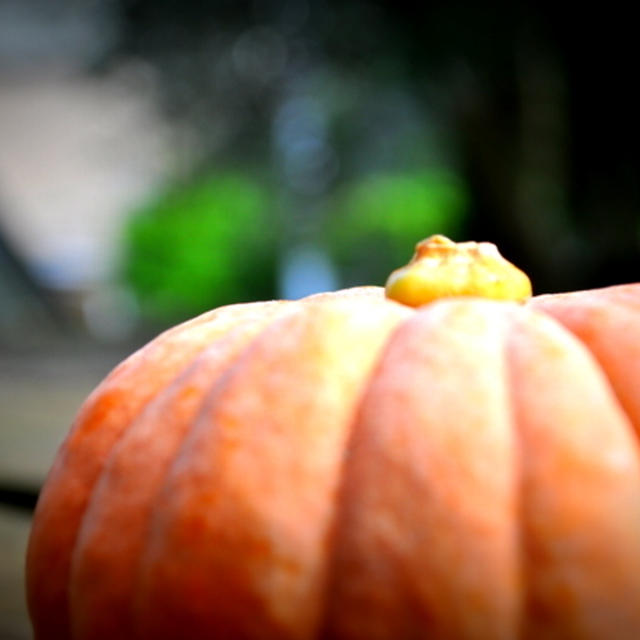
<box><xmin>1</xmin><ymin>1</ymin><xmax>638</xmax><ymax>636</ymax></box>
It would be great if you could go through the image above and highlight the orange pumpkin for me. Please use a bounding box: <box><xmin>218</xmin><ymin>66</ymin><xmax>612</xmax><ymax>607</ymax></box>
<box><xmin>26</xmin><ymin>236</ymin><xmax>640</xmax><ymax>639</ymax></box>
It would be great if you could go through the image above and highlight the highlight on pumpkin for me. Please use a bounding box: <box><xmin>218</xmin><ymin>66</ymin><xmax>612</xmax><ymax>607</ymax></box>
<box><xmin>385</xmin><ymin>235</ymin><xmax>532</xmax><ymax>307</ymax></box>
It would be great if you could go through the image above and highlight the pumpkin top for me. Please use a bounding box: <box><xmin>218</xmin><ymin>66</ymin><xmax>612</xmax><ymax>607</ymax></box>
<box><xmin>385</xmin><ymin>234</ymin><xmax>532</xmax><ymax>307</ymax></box>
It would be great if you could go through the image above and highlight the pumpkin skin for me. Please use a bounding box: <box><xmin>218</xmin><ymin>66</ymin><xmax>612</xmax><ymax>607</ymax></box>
<box><xmin>26</xmin><ymin>281</ymin><xmax>640</xmax><ymax>640</ymax></box>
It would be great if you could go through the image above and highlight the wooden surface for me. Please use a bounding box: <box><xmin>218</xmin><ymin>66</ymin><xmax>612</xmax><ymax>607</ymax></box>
<box><xmin>0</xmin><ymin>341</ymin><xmax>132</xmax><ymax>639</ymax></box>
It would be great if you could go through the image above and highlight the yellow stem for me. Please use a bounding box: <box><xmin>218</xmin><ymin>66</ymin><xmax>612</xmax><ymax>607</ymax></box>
<box><xmin>385</xmin><ymin>235</ymin><xmax>532</xmax><ymax>307</ymax></box>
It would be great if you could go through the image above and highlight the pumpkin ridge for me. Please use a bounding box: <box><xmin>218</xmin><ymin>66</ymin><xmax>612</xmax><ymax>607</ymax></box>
<box><xmin>319</xmin><ymin>300</ymin><xmax>521</xmax><ymax>638</ymax></box>
<box><xmin>26</xmin><ymin>300</ymin><xmax>291</xmax><ymax>640</ymax></box>
<box><xmin>531</xmin><ymin>284</ymin><xmax>640</xmax><ymax>312</ymax></box>
<box><xmin>504</xmin><ymin>308</ymin><xmax>640</xmax><ymax>638</ymax></box>
<box><xmin>529</xmin><ymin>288</ymin><xmax>640</xmax><ymax>439</ymax></box>
<box><xmin>128</xmin><ymin>303</ymin><xmax>312</xmax><ymax>637</ymax></box>
<box><xmin>70</xmin><ymin>351</ymin><xmax>216</xmax><ymax>640</ymax></box>
<box><xmin>68</xmin><ymin>304</ymin><xmax>298</xmax><ymax>640</ymax></box>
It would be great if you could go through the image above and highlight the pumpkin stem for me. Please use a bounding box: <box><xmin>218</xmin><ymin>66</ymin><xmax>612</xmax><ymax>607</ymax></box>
<box><xmin>385</xmin><ymin>235</ymin><xmax>532</xmax><ymax>307</ymax></box>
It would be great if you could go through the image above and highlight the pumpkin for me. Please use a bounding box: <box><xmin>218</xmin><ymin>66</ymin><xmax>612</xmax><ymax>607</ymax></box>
<box><xmin>26</xmin><ymin>236</ymin><xmax>640</xmax><ymax>639</ymax></box>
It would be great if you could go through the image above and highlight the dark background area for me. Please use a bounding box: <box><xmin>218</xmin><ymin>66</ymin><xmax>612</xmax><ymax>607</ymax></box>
<box><xmin>115</xmin><ymin>0</ymin><xmax>639</xmax><ymax>293</ymax></box>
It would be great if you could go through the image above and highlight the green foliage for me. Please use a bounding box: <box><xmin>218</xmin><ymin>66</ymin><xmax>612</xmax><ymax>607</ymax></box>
<box><xmin>121</xmin><ymin>173</ymin><xmax>277</xmax><ymax>322</ymax></box>
<box><xmin>326</xmin><ymin>169</ymin><xmax>469</xmax><ymax>286</ymax></box>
